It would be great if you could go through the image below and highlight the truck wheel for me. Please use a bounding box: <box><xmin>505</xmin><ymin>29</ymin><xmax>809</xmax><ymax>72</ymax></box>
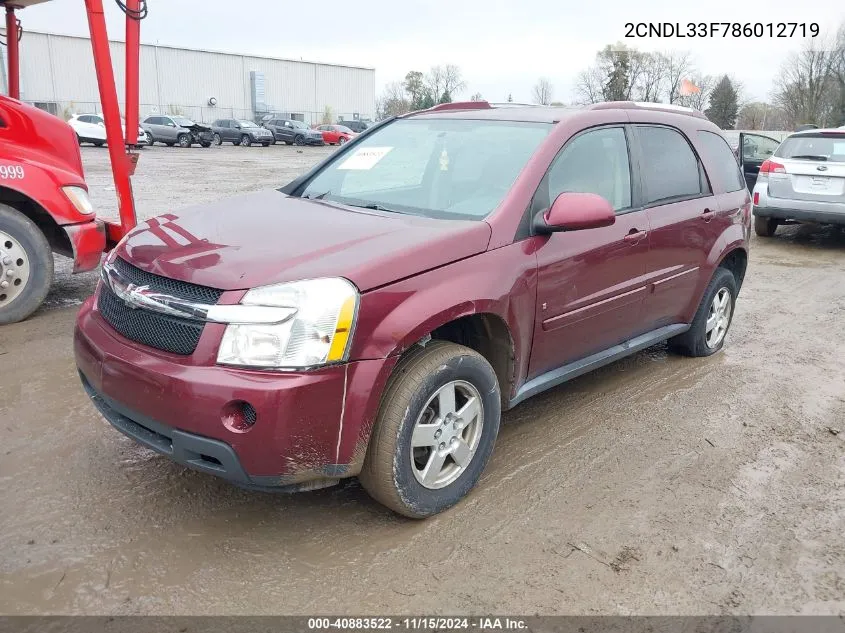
<box><xmin>359</xmin><ymin>341</ymin><xmax>501</xmax><ymax>518</ymax></box>
<box><xmin>754</xmin><ymin>216</ymin><xmax>778</xmax><ymax>237</ymax></box>
<box><xmin>0</xmin><ymin>203</ymin><xmax>53</xmax><ymax>325</ymax></box>
<box><xmin>669</xmin><ymin>267</ymin><xmax>737</xmax><ymax>358</ymax></box>
<box><xmin>177</xmin><ymin>134</ymin><xmax>191</xmax><ymax>148</ymax></box>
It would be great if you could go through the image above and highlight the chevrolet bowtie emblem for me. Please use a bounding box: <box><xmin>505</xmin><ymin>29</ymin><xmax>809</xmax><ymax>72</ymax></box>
<box><xmin>113</xmin><ymin>281</ymin><xmax>150</xmax><ymax>309</ymax></box>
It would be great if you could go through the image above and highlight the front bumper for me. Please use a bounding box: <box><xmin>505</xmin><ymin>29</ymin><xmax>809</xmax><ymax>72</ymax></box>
<box><xmin>74</xmin><ymin>296</ymin><xmax>396</xmax><ymax>488</ymax></box>
<box><xmin>63</xmin><ymin>219</ymin><xmax>106</xmax><ymax>273</ymax></box>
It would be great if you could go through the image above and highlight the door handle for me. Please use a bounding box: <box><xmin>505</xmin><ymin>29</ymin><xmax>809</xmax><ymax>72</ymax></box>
<box><xmin>623</xmin><ymin>229</ymin><xmax>647</xmax><ymax>244</ymax></box>
<box><xmin>702</xmin><ymin>209</ymin><xmax>716</xmax><ymax>222</ymax></box>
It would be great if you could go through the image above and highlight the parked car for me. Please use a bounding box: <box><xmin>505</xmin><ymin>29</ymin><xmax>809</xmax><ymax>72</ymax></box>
<box><xmin>750</xmin><ymin>128</ymin><xmax>845</xmax><ymax>236</ymax></box>
<box><xmin>263</xmin><ymin>118</ymin><xmax>324</xmax><ymax>146</ymax></box>
<box><xmin>337</xmin><ymin>119</ymin><xmax>373</xmax><ymax>134</ymax></box>
<box><xmin>315</xmin><ymin>124</ymin><xmax>357</xmax><ymax>145</ymax></box>
<box><xmin>211</xmin><ymin>119</ymin><xmax>274</xmax><ymax>147</ymax></box>
<box><xmin>141</xmin><ymin>115</ymin><xmax>213</xmax><ymax>148</ymax></box>
<box><xmin>68</xmin><ymin>113</ymin><xmax>150</xmax><ymax>147</ymax></box>
<box><xmin>75</xmin><ymin>101</ymin><xmax>751</xmax><ymax>518</ymax></box>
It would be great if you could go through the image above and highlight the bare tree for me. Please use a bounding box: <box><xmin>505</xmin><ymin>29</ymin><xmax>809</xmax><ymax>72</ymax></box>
<box><xmin>426</xmin><ymin>65</ymin><xmax>466</xmax><ymax>102</ymax></box>
<box><xmin>676</xmin><ymin>73</ymin><xmax>716</xmax><ymax>111</ymax></box>
<box><xmin>575</xmin><ymin>66</ymin><xmax>604</xmax><ymax>104</ymax></box>
<box><xmin>663</xmin><ymin>51</ymin><xmax>695</xmax><ymax>104</ymax></box>
<box><xmin>470</xmin><ymin>92</ymin><xmax>483</xmax><ymax>101</ymax></box>
<box><xmin>634</xmin><ymin>53</ymin><xmax>667</xmax><ymax>102</ymax></box>
<box><xmin>531</xmin><ymin>78</ymin><xmax>554</xmax><ymax>105</ymax></box>
<box><xmin>773</xmin><ymin>36</ymin><xmax>840</xmax><ymax>128</ymax></box>
<box><xmin>376</xmin><ymin>81</ymin><xmax>410</xmax><ymax>119</ymax></box>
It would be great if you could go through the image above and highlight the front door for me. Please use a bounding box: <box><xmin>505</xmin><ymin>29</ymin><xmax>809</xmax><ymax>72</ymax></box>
<box><xmin>739</xmin><ymin>132</ymin><xmax>781</xmax><ymax>190</ymax></box>
<box><xmin>529</xmin><ymin>125</ymin><xmax>651</xmax><ymax>378</ymax></box>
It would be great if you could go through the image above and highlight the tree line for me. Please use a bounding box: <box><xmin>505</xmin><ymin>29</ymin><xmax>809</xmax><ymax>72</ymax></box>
<box><xmin>376</xmin><ymin>25</ymin><xmax>845</xmax><ymax>130</ymax></box>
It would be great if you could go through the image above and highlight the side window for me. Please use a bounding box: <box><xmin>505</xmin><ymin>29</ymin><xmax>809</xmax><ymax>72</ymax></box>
<box><xmin>637</xmin><ymin>126</ymin><xmax>705</xmax><ymax>204</ymax></box>
<box><xmin>545</xmin><ymin>126</ymin><xmax>632</xmax><ymax>212</ymax></box>
<box><xmin>78</xmin><ymin>115</ymin><xmax>94</xmax><ymax>123</ymax></box>
<box><xmin>149</xmin><ymin>117</ymin><xmax>162</xmax><ymax>125</ymax></box>
<box><xmin>742</xmin><ymin>134</ymin><xmax>779</xmax><ymax>161</ymax></box>
<box><xmin>697</xmin><ymin>131</ymin><xmax>744</xmax><ymax>193</ymax></box>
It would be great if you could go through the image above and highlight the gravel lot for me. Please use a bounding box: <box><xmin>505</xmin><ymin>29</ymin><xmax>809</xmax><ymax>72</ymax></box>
<box><xmin>0</xmin><ymin>145</ymin><xmax>843</xmax><ymax>615</ymax></box>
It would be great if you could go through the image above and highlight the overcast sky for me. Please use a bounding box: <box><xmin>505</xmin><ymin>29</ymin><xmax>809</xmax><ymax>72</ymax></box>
<box><xmin>18</xmin><ymin>0</ymin><xmax>843</xmax><ymax>104</ymax></box>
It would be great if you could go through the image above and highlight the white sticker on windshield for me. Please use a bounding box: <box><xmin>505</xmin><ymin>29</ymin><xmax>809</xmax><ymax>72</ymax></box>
<box><xmin>337</xmin><ymin>147</ymin><xmax>393</xmax><ymax>170</ymax></box>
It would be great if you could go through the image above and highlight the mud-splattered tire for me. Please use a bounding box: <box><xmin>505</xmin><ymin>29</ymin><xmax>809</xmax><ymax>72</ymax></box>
<box><xmin>359</xmin><ymin>341</ymin><xmax>501</xmax><ymax>519</ymax></box>
<box><xmin>0</xmin><ymin>203</ymin><xmax>53</xmax><ymax>325</ymax></box>
<box><xmin>754</xmin><ymin>215</ymin><xmax>778</xmax><ymax>237</ymax></box>
<box><xmin>669</xmin><ymin>267</ymin><xmax>737</xmax><ymax>358</ymax></box>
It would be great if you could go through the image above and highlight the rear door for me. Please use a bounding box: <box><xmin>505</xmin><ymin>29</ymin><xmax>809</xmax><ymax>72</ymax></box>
<box><xmin>767</xmin><ymin>132</ymin><xmax>845</xmax><ymax>206</ymax></box>
<box><xmin>738</xmin><ymin>132</ymin><xmax>780</xmax><ymax>190</ymax></box>
<box><xmin>528</xmin><ymin>125</ymin><xmax>651</xmax><ymax>377</ymax></box>
<box><xmin>633</xmin><ymin>124</ymin><xmax>721</xmax><ymax>329</ymax></box>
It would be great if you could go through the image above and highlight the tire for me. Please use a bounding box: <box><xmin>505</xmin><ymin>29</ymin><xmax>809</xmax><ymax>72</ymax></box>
<box><xmin>0</xmin><ymin>203</ymin><xmax>54</xmax><ymax>325</ymax></box>
<box><xmin>668</xmin><ymin>267</ymin><xmax>738</xmax><ymax>358</ymax></box>
<box><xmin>76</xmin><ymin>134</ymin><xmax>83</xmax><ymax>146</ymax></box>
<box><xmin>145</xmin><ymin>132</ymin><xmax>153</xmax><ymax>146</ymax></box>
<box><xmin>754</xmin><ymin>215</ymin><xmax>778</xmax><ymax>237</ymax></box>
<box><xmin>359</xmin><ymin>341</ymin><xmax>501</xmax><ymax>518</ymax></box>
<box><xmin>294</xmin><ymin>135</ymin><xmax>305</xmax><ymax>146</ymax></box>
<box><xmin>241</xmin><ymin>135</ymin><xmax>251</xmax><ymax>147</ymax></box>
<box><xmin>338</xmin><ymin>136</ymin><xmax>347</xmax><ymax>146</ymax></box>
<box><xmin>213</xmin><ymin>133</ymin><xmax>222</xmax><ymax>146</ymax></box>
<box><xmin>177</xmin><ymin>134</ymin><xmax>191</xmax><ymax>148</ymax></box>
<box><xmin>93</xmin><ymin>141</ymin><xmax>104</xmax><ymax>147</ymax></box>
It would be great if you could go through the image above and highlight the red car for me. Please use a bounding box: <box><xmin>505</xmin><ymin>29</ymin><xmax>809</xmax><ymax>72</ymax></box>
<box><xmin>315</xmin><ymin>124</ymin><xmax>357</xmax><ymax>145</ymax></box>
<box><xmin>75</xmin><ymin>101</ymin><xmax>751</xmax><ymax>518</ymax></box>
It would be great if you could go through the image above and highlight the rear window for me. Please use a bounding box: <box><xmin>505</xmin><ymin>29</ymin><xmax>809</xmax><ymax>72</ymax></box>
<box><xmin>697</xmin><ymin>131</ymin><xmax>745</xmax><ymax>193</ymax></box>
<box><xmin>776</xmin><ymin>133</ymin><xmax>845</xmax><ymax>163</ymax></box>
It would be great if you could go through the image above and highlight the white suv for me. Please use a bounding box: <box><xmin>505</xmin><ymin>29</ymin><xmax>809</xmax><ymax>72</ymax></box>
<box><xmin>67</xmin><ymin>113</ymin><xmax>150</xmax><ymax>147</ymax></box>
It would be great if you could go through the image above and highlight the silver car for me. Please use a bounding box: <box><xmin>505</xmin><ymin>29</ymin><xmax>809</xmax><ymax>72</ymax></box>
<box><xmin>750</xmin><ymin>128</ymin><xmax>845</xmax><ymax>236</ymax></box>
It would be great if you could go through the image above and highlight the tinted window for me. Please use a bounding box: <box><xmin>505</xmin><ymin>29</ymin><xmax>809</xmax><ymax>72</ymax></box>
<box><xmin>78</xmin><ymin>115</ymin><xmax>94</xmax><ymax>123</ymax></box>
<box><xmin>545</xmin><ymin>127</ymin><xmax>632</xmax><ymax>211</ymax></box>
<box><xmin>144</xmin><ymin>116</ymin><xmax>158</xmax><ymax>124</ymax></box>
<box><xmin>697</xmin><ymin>131</ymin><xmax>744</xmax><ymax>192</ymax></box>
<box><xmin>638</xmin><ymin>126</ymin><xmax>703</xmax><ymax>204</ymax></box>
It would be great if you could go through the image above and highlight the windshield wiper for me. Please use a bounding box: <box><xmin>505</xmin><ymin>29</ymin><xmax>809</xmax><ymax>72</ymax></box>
<box><xmin>789</xmin><ymin>154</ymin><xmax>828</xmax><ymax>161</ymax></box>
<box><xmin>305</xmin><ymin>191</ymin><xmax>331</xmax><ymax>200</ymax></box>
<box><xmin>345</xmin><ymin>202</ymin><xmax>405</xmax><ymax>214</ymax></box>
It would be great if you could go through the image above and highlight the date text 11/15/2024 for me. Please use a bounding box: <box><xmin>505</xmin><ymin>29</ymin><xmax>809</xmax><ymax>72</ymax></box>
<box><xmin>307</xmin><ymin>617</ymin><xmax>529</xmax><ymax>630</ymax></box>
<box><xmin>625</xmin><ymin>22</ymin><xmax>820</xmax><ymax>38</ymax></box>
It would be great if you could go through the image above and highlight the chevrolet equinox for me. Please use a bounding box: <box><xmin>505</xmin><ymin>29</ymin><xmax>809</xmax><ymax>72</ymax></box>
<box><xmin>75</xmin><ymin>101</ymin><xmax>751</xmax><ymax>518</ymax></box>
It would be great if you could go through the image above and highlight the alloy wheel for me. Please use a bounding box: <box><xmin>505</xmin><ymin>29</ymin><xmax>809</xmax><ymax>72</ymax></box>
<box><xmin>705</xmin><ymin>287</ymin><xmax>732</xmax><ymax>348</ymax></box>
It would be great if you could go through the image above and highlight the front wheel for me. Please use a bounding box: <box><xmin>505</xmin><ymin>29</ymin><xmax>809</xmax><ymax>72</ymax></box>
<box><xmin>240</xmin><ymin>134</ymin><xmax>251</xmax><ymax>147</ymax></box>
<box><xmin>0</xmin><ymin>203</ymin><xmax>54</xmax><ymax>325</ymax></box>
<box><xmin>338</xmin><ymin>136</ymin><xmax>348</xmax><ymax>145</ymax></box>
<box><xmin>754</xmin><ymin>215</ymin><xmax>778</xmax><ymax>237</ymax></box>
<box><xmin>213</xmin><ymin>133</ymin><xmax>222</xmax><ymax>146</ymax></box>
<box><xmin>177</xmin><ymin>134</ymin><xmax>191</xmax><ymax>148</ymax></box>
<box><xmin>669</xmin><ymin>267</ymin><xmax>738</xmax><ymax>357</ymax></box>
<box><xmin>293</xmin><ymin>135</ymin><xmax>305</xmax><ymax>146</ymax></box>
<box><xmin>359</xmin><ymin>341</ymin><xmax>501</xmax><ymax>518</ymax></box>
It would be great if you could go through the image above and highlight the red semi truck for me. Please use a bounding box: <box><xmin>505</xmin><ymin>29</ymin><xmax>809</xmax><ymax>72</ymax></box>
<box><xmin>0</xmin><ymin>0</ymin><xmax>143</xmax><ymax>323</ymax></box>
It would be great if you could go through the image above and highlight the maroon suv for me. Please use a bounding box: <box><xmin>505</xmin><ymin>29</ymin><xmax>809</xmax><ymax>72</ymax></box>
<box><xmin>75</xmin><ymin>101</ymin><xmax>751</xmax><ymax>518</ymax></box>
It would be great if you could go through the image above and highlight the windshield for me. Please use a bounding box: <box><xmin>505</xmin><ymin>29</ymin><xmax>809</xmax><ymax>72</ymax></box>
<box><xmin>238</xmin><ymin>120</ymin><xmax>259</xmax><ymax>128</ymax></box>
<box><xmin>775</xmin><ymin>133</ymin><xmax>845</xmax><ymax>163</ymax></box>
<box><xmin>301</xmin><ymin>119</ymin><xmax>551</xmax><ymax>220</ymax></box>
<box><xmin>172</xmin><ymin>117</ymin><xmax>195</xmax><ymax>127</ymax></box>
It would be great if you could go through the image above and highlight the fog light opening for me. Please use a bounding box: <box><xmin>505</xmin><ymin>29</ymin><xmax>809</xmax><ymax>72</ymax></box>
<box><xmin>222</xmin><ymin>400</ymin><xmax>257</xmax><ymax>433</ymax></box>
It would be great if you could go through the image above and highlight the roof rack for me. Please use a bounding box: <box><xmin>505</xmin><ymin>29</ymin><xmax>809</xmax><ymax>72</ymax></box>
<box><xmin>425</xmin><ymin>101</ymin><xmax>492</xmax><ymax>112</ymax></box>
<box><xmin>588</xmin><ymin>101</ymin><xmax>708</xmax><ymax>120</ymax></box>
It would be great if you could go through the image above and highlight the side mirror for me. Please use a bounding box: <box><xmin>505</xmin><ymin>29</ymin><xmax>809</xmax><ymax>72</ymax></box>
<box><xmin>533</xmin><ymin>192</ymin><xmax>615</xmax><ymax>234</ymax></box>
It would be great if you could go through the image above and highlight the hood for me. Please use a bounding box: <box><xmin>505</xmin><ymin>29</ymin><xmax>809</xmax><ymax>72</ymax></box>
<box><xmin>181</xmin><ymin>122</ymin><xmax>211</xmax><ymax>132</ymax></box>
<box><xmin>117</xmin><ymin>190</ymin><xmax>492</xmax><ymax>292</ymax></box>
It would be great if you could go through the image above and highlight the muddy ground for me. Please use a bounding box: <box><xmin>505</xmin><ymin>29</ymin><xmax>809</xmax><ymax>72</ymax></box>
<box><xmin>0</xmin><ymin>145</ymin><xmax>843</xmax><ymax>615</ymax></box>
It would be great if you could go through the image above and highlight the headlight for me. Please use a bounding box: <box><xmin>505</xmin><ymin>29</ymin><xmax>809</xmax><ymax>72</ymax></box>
<box><xmin>217</xmin><ymin>278</ymin><xmax>358</xmax><ymax>370</ymax></box>
<box><xmin>62</xmin><ymin>186</ymin><xmax>94</xmax><ymax>215</ymax></box>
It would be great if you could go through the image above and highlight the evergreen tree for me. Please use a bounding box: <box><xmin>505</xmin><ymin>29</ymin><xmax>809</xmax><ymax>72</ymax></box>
<box><xmin>705</xmin><ymin>75</ymin><xmax>739</xmax><ymax>129</ymax></box>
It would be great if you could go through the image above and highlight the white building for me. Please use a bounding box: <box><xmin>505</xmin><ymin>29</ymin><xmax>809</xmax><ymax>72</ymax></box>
<box><xmin>0</xmin><ymin>29</ymin><xmax>375</xmax><ymax>125</ymax></box>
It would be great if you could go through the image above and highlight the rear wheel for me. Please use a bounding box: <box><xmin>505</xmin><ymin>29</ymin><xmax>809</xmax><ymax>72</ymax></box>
<box><xmin>144</xmin><ymin>132</ymin><xmax>153</xmax><ymax>146</ymax></box>
<box><xmin>754</xmin><ymin>216</ymin><xmax>778</xmax><ymax>237</ymax></box>
<box><xmin>359</xmin><ymin>341</ymin><xmax>501</xmax><ymax>518</ymax></box>
<box><xmin>212</xmin><ymin>133</ymin><xmax>222</xmax><ymax>146</ymax></box>
<box><xmin>0</xmin><ymin>203</ymin><xmax>53</xmax><ymax>325</ymax></box>
<box><xmin>669</xmin><ymin>267</ymin><xmax>737</xmax><ymax>357</ymax></box>
<box><xmin>177</xmin><ymin>133</ymin><xmax>191</xmax><ymax>148</ymax></box>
